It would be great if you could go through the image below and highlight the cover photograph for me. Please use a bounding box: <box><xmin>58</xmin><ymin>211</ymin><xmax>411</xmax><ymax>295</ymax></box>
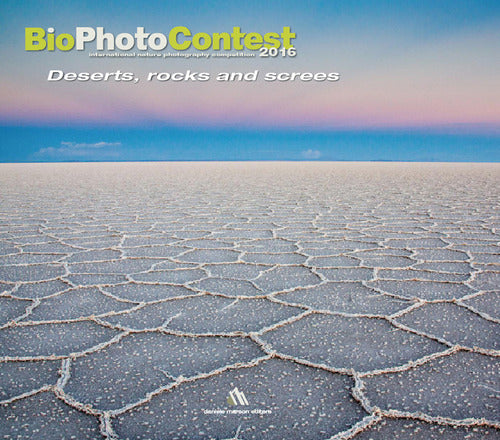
<box><xmin>0</xmin><ymin>1</ymin><xmax>499</xmax><ymax>439</ymax></box>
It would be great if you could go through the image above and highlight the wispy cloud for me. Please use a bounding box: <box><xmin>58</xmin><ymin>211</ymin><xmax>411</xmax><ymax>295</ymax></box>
<box><xmin>36</xmin><ymin>141</ymin><xmax>122</xmax><ymax>159</ymax></box>
<box><xmin>61</xmin><ymin>141</ymin><xmax>121</xmax><ymax>149</ymax></box>
<box><xmin>301</xmin><ymin>149</ymin><xmax>321</xmax><ymax>159</ymax></box>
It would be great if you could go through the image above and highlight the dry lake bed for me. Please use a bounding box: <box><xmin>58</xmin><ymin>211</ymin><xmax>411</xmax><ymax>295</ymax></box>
<box><xmin>0</xmin><ymin>162</ymin><xmax>498</xmax><ymax>439</ymax></box>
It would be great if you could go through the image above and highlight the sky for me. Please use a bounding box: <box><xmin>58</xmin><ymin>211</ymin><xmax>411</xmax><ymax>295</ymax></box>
<box><xmin>0</xmin><ymin>0</ymin><xmax>499</xmax><ymax>162</ymax></box>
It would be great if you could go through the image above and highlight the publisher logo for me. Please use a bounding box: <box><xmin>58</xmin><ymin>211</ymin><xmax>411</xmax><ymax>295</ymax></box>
<box><xmin>201</xmin><ymin>386</ymin><xmax>271</xmax><ymax>416</ymax></box>
<box><xmin>227</xmin><ymin>387</ymin><xmax>248</xmax><ymax>406</ymax></box>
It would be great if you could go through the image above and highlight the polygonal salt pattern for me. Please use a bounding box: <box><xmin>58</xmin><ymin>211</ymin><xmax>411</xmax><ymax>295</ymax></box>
<box><xmin>130</xmin><ymin>268</ymin><xmax>207</xmax><ymax>284</ymax></box>
<box><xmin>307</xmin><ymin>255</ymin><xmax>360</xmax><ymax>267</ymax></box>
<box><xmin>11</xmin><ymin>280</ymin><xmax>71</xmax><ymax>299</ymax></box>
<box><xmin>166</xmin><ymin>297</ymin><xmax>303</xmax><ymax>334</ymax></box>
<box><xmin>0</xmin><ymin>253</ymin><xmax>62</xmax><ymax>265</ymax></box>
<box><xmin>68</xmin><ymin>258</ymin><xmax>157</xmax><ymax>275</ymax></box>
<box><xmin>367</xmin><ymin>280</ymin><xmax>475</xmax><ymax>300</ymax></box>
<box><xmin>463</xmin><ymin>292</ymin><xmax>500</xmax><ymax>320</ymax></box>
<box><xmin>352</xmin><ymin>418</ymin><xmax>498</xmax><ymax>439</ymax></box>
<box><xmin>19</xmin><ymin>242</ymin><xmax>78</xmax><ymax>254</ymax></box>
<box><xmin>114</xmin><ymin>358</ymin><xmax>367</xmax><ymax>440</ymax></box>
<box><xmin>359</xmin><ymin>255</ymin><xmax>414</xmax><ymax>268</ymax></box>
<box><xmin>122</xmin><ymin>235</ymin><xmax>177</xmax><ymax>247</ymax></box>
<box><xmin>102</xmin><ymin>295</ymin><xmax>230</xmax><ymax>330</ymax></box>
<box><xmin>204</xmin><ymin>263</ymin><xmax>270</xmax><ymax>279</ymax></box>
<box><xmin>64</xmin><ymin>273</ymin><xmax>128</xmax><ymax>286</ymax></box>
<box><xmin>0</xmin><ymin>392</ymin><xmax>101</xmax><ymax>439</ymax></box>
<box><xmin>316</xmin><ymin>267</ymin><xmax>374</xmax><ymax>281</ymax></box>
<box><xmin>0</xmin><ymin>264</ymin><xmax>66</xmax><ymax>282</ymax></box>
<box><xmin>179</xmin><ymin>248</ymin><xmax>240</xmax><ymax>263</ymax></box>
<box><xmin>377</xmin><ymin>268</ymin><xmax>469</xmax><ymax>282</ymax></box>
<box><xmin>0</xmin><ymin>321</ymin><xmax>119</xmax><ymax>358</ymax></box>
<box><xmin>153</xmin><ymin>260</ymin><xmax>199</xmax><ymax>270</ymax></box>
<box><xmin>238</xmin><ymin>238</ymin><xmax>297</xmax><ymax>252</ymax></box>
<box><xmin>65</xmin><ymin>333</ymin><xmax>264</xmax><ymax>410</ymax></box>
<box><xmin>27</xmin><ymin>287</ymin><xmax>133</xmax><ymax>321</ymax></box>
<box><xmin>193</xmin><ymin>277</ymin><xmax>263</xmax><ymax>297</ymax></box>
<box><xmin>396</xmin><ymin>302</ymin><xmax>500</xmax><ymax>350</ymax></box>
<box><xmin>0</xmin><ymin>360</ymin><xmax>60</xmax><ymax>401</ymax></box>
<box><xmin>242</xmin><ymin>252</ymin><xmax>308</xmax><ymax>264</ymax></box>
<box><xmin>261</xmin><ymin>314</ymin><xmax>445</xmax><ymax>372</ymax></box>
<box><xmin>106</xmin><ymin>295</ymin><xmax>284</xmax><ymax>334</ymax></box>
<box><xmin>469</xmin><ymin>271</ymin><xmax>500</xmax><ymax>291</ymax></box>
<box><xmin>122</xmin><ymin>245</ymin><xmax>188</xmax><ymax>258</ymax></box>
<box><xmin>102</xmin><ymin>282</ymin><xmax>196</xmax><ymax>302</ymax></box>
<box><xmin>363</xmin><ymin>351</ymin><xmax>499</xmax><ymax>421</ymax></box>
<box><xmin>385</xmin><ymin>238</ymin><xmax>449</xmax><ymax>248</ymax></box>
<box><xmin>0</xmin><ymin>162</ymin><xmax>498</xmax><ymax>438</ymax></box>
<box><xmin>355</xmin><ymin>248</ymin><xmax>414</xmax><ymax>258</ymax></box>
<box><xmin>413</xmin><ymin>249</ymin><xmax>469</xmax><ymax>261</ymax></box>
<box><xmin>0</xmin><ymin>297</ymin><xmax>31</xmax><ymax>325</ymax></box>
<box><xmin>254</xmin><ymin>266</ymin><xmax>321</xmax><ymax>292</ymax></box>
<box><xmin>277</xmin><ymin>282</ymin><xmax>410</xmax><ymax>315</ymax></box>
<box><xmin>62</xmin><ymin>249</ymin><xmax>122</xmax><ymax>263</ymax></box>
<box><xmin>413</xmin><ymin>261</ymin><xmax>473</xmax><ymax>273</ymax></box>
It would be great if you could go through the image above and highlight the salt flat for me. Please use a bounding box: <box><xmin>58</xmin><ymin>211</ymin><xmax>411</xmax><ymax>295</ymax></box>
<box><xmin>0</xmin><ymin>162</ymin><xmax>498</xmax><ymax>439</ymax></box>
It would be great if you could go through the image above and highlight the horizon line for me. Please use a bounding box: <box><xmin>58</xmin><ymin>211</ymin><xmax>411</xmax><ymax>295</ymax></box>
<box><xmin>2</xmin><ymin>159</ymin><xmax>499</xmax><ymax>164</ymax></box>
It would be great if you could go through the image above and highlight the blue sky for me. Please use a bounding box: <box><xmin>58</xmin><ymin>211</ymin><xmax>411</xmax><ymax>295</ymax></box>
<box><xmin>0</xmin><ymin>0</ymin><xmax>499</xmax><ymax>161</ymax></box>
<box><xmin>1</xmin><ymin>126</ymin><xmax>498</xmax><ymax>162</ymax></box>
